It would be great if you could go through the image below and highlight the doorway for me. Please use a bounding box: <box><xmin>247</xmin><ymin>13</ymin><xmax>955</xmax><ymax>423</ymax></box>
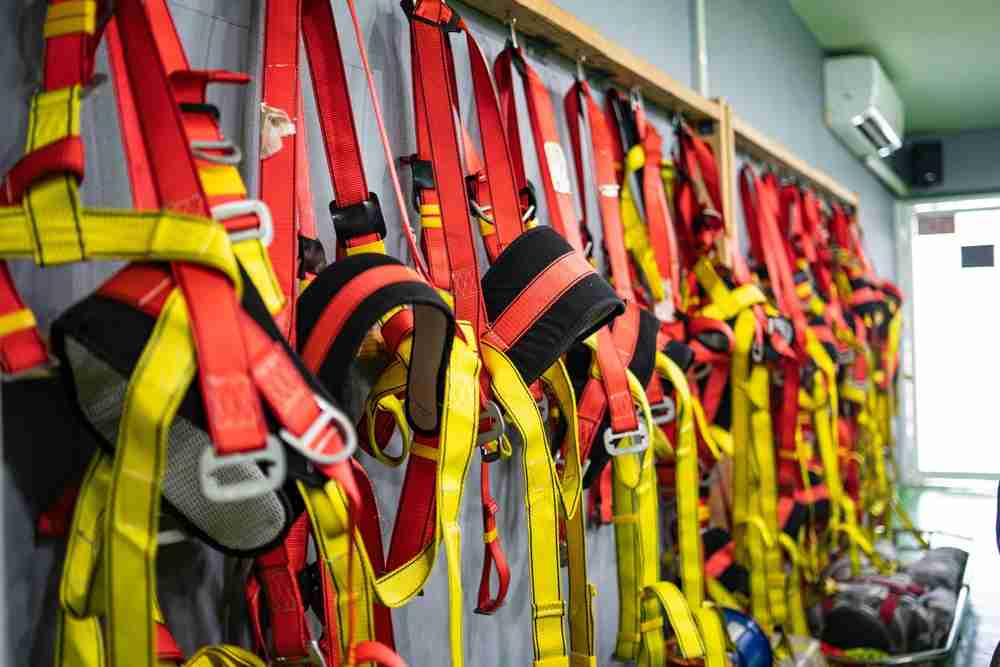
<box><xmin>898</xmin><ymin>196</ymin><xmax>1000</xmax><ymax>483</ymax></box>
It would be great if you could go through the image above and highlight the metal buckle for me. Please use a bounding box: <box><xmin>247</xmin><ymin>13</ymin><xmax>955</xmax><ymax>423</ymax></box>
<box><xmin>191</xmin><ymin>138</ymin><xmax>243</xmax><ymax>166</ymax></box>
<box><xmin>478</xmin><ymin>400</ymin><xmax>506</xmax><ymax>462</ymax></box>
<box><xmin>200</xmin><ymin>434</ymin><xmax>286</xmax><ymax>503</ymax></box>
<box><xmin>213</xmin><ymin>199</ymin><xmax>274</xmax><ymax>247</ymax></box>
<box><xmin>1</xmin><ymin>354</ymin><xmax>59</xmax><ymax>383</ymax></box>
<box><xmin>603</xmin><ymin>413</ymin><xmax>649</xmax><ymax>457</ymax></box>
<box><xmin>279</xmin><ymin>396</ymin><xmax>358</xmax><ymax>465</ymax></box>
<box><xmin>270</xmin><ymin>640</ymin><xmax>327</xmax><ymax>666</ymax></box>
<box><xmin>766</xmin><ymin>316</ymin><xmax>794</xmax><ymax>344</ymax></box>
<box><xmin>751</xmin><ymin>339</ymin><xmax>765</xmax><ymax>363</ymax></box>
<box><xmin>649</xmin><ymin>397</ymin><xmax>676</xmax><ymax>425</ymax></box>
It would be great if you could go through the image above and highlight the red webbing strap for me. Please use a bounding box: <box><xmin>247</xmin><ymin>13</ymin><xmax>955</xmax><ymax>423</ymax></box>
<box><xmin>493</xmin><ymin>46</ymin><xmax>586</xmax><ymax>251</ymax></box>
<box><xmin>740</xmin><ymin>167</ymin><xmax>807</xmax><ymax>342</ymax></box>
<box><xmin>463</xmin><ymin>29</ymin><xmax>525</xmax><ymax>254</ymax></box>
<box><xmin>629</xmin><ymin>99</ymin><xmax>682</xmax><ymax>310</ymax></box>
<box><xmin>258</xmin><ymin>0</ymin><xmax>303</xmax><ymax>317</ymax></box>
<box><xmin>409</xmin><ymin>2</ymin><xmax>484</xmax><ymax>332</ymax></box>
<box><xmin>675</xmin><ymin>125</ymin><xmax>725</xmax><ymax>262</ymax></box>
<box><xmin>641</xmin><ymin>123</ymin><xmax>683</xmax><ymax>311</ymax></box>
<box><xmin>848</xmin><ymin>212</ymin><xmax>875</xmax><ymax>279</ymax></box>
<box><xmin>802</xmin><ymin>191</ymin><xmax>835</xmax><ymax>302</ymax></box>
<box><xmin>44</xmin><ymin>0</ymin><xmax>102</xmax><ymax>90</ymax></box>
<box><xmin>156</xmin><ymin>623</ymin><xmax>185</xmax><ymax>663</ymax></box>
<box><xmin>574</xmin><ymin>303</ymin><xmax>643</xmax><ymax>461</ymax></box>
<box><xmin>295</xmin><ymin>92</ymin><xmax>318</xmax><ymax>244</ymax></box>
<box><xmin>777</xmin><ymin>184</ymin><xmax>807</xmax><ymax>272</ymax></box>
<box><xmin>300</xmin><ymin>0</ymin><xmax>369</xmax><ymax>255</ymax></box>
<box><xmin>117</xmin><ymin>0</ymin><xmax>268</xmax><ymax>454</ymax></box>
<box><xmin>255</xmin><ymin>515</ymin><xmax>314</xmax><ymax>660</ymax></box>
<box><xmin>105</xmin><ymin>18</ymin><xmax>157</xmax><ymax>209</ymax></box>
<box><xmin>475</xmin><ymin>456</ymin><xmax>510</xmax><ymax>614</ymax></box>
<box><xmin>797</xmin><ymin>188</ymin><xmax>820</xmax><ymax>266</ymax></box>
<box><xmin>564</xmin><ymin>79</ymin><xmax>633</xmax><ymax>300</ymax></box>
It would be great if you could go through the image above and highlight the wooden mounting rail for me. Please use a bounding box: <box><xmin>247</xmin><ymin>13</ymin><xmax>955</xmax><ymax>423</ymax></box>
<box><xmin>459</xmin><ymin>0</ymin><xmax>860</xmax><ymax>208</ymax></box>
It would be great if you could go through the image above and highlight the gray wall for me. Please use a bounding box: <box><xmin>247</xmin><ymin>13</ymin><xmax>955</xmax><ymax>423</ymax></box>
<box><xmin>556</xmin><ymin>0</ymin><xmax>898</xmax><ymax>278</ymax></box>
<box><xmin>3</xmin><ymin>1</ymin><xmax>900</xmax><ymax>666</ymax></box>
<box><xmin>898</xmin><ymin>129</ymin><xmax>1000</xmax><ymax>198</ymax></box>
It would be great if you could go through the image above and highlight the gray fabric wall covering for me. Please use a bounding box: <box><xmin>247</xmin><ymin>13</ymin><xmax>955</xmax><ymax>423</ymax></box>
<box><xmin>2</xmin><ymin>1</ymin><xmax>899</xmax><ymax>665</ymax></box>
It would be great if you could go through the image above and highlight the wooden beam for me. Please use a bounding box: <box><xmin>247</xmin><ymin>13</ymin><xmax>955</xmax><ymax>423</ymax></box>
<box><xmin>459</xmin><ymin>0</ymin><xmax>720</xmax><ymax>121</ymax></box>
<box><xmin>732</xmin><ymin>116</ymin><xmax>860</xmax><ymax>207</ymax></box>
<box><xmin>459</xmin><ymin>0</ymin><xmax>860</xmax><ymax>208</ymax></box>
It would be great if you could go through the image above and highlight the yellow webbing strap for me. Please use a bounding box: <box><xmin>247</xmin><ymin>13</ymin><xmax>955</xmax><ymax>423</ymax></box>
<box><xmin>541</xmin><ymin>362</ymin><xmax>596</xmax><ymax>667</ymax></box>
<box><xmin>692</xmin><ymin>606</ymin><xmax>728</xmax><ymax>667</ymax></box>
<box><xmin>636</xmin><ymin>582</ymin><xmax>705</xmax><ymax>667</ymax></box>
<box><xmin>778</xmin><ymin>532</ymin><xmax>810</xmax><ymax>637</ymax></box>
<box><xmin>0</xmin><ymin>308</ymin><xmax>37</xmax><ymax>337</ymax></box>
<box><xmin>5</xmin><ymin>88</ymin><xmax>285</xmax><ymax>314</ymax></box>
<box><xmin>656</xmin><ymin>353</ymin><xmax>702</xmax><ymax>608</ymax></box>
<box><xmin>301</xmin><ymin>479</ymin><xmax>378</xmax><ymax>661</ymax></box>
<box><xmin>104</xmin><ymin>290</ymin><xmax>196</xmax><ymax>667</ymax></box>
<box><xmin>44</xmin><ymin>1</ymin><xmax>97</xmax><ymax>37</ymax></box>
<box><xmin>729</xmin><ymin>308</ymin><xmax>785</xmax><ymax>631</ymax></box>
<box><xmin>482</xmin><ymin>342</ymin><xmax>586</xmax><ymax>667</ymax></box>
<box><xmin>0</xmin><ymin>204</ymin><xmax>242</xmax><ymax>283</ymax></box>
<box><xmin>706</xmin><ymin>577</ymin><xmax>741</xmax><ymax>610</ymax></box>
<box><xmin>308</xmin><ymin>325</ymin><xmax>480</xmax><ymax>664</ymax></box>
<box><xmin>181</xmin><ymin>646</ymin><xmax>265</xmax><ymax>667</ymax></box>
<box><xmin>610</xmin><ymin>374</ymin><xmax>659</xmax><ymax>662</ymax></box>
<box><xmin>55</xmin><ymin>453</ymin><xmax>112</xmax><ymax>667</ymax></box>
<box><xmin>620</xmin><ymin>145</ymin><xmax>666</xmax><ymax>302</ymax></box>
<box><xmin>362</xmin><ymin>358</ymin><xmax>411</xmax><ymax>466</ymax></box>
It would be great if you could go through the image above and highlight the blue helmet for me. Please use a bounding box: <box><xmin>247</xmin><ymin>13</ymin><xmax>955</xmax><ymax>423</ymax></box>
<box><xmin>721</xmin><ymin>608</ymin><xmax>773</xmax><ymax>667</ymax></box>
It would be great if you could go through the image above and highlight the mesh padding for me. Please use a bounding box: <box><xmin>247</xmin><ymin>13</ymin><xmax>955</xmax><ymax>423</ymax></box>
<box><xmin>64</xmin><ymin>338</ymin><xmax>287</xmax><ymax>553</ymax></box>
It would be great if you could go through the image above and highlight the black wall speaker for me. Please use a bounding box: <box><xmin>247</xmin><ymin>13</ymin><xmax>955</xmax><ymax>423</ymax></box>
<box><xmin>909</xmin><ymin>140</ymin><xmax>943</xmax><ymax>188</ymax></box>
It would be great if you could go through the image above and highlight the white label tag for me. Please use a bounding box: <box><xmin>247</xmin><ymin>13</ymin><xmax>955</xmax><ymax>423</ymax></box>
<box><xmin>654</xmin><ymin>281</ymin><xmax>675</xmax><ymax>322</ymax></box>
<box><xmin>544</xmin><ymin>141</ymin><xmax>572</xmax><ymax>194</ymax></box>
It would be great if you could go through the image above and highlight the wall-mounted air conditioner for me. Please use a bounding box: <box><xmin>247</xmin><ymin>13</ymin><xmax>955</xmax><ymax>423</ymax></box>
<box><xmin>825</xmin><ymin>55</ymin><xmax>904</xmax><ymax>159</ymax></box>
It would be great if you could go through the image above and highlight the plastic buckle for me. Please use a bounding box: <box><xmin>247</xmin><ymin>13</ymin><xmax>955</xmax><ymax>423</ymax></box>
<box><xmin>213</xmin><ymin>199</ymin><xmax>274</xmax><ymax>247</ymax></box>
<box><xmin>650</xmin><ymin>397</ymin><xmax>676</xmax><ymax>425</ymax></box>
<box><xmin>478</xmin><ymin>400</ymin><xmax>506</xmax><ymax>462</ymax></box>
<box><xmin>270</xmin><ymin>640</ymin><xmax>326</xmax><ymax>666</ymax></box>
<box><xmin>200</xmin><ymin>434</ymin><xmax>287</xmax><ymax>503</ymax></box>
<box><xmin>191</xmin><ymin>138</ymin><xmax>243</xmax><ymax>166</ymax></box>
<box><xmin>603</xmin><ymin>413</ymin><xmax>649</xmax><ymax>457</ymax></box>
<box><xmin>279</xmin><ymin>395</ymin><xmax>358</xmax><ymax>465</ymax></box>
<box><xmin>329</xmin><ymin>193</ymin><xmax>387</xmax><ymax>243</ymax></box>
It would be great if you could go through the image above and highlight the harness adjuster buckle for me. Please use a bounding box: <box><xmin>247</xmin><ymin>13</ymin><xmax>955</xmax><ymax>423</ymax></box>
<box><xmin>603</xmin><ymin>412</ymin><xmax>649</xmax><ymax>457</ymax></box>
<box><xmin>270</xmin><ymin>640</ymin><xmax>327</xmax><ymax>666</ymax></box>
<box><xmin>649</xmin><ymin>397</ymin><xmax>676</xmax><ymax>425</ymax></box>
<box><xmin>477</xmin><ymin>400</ymin><xmax>506</xmax><ymax>462</ymax></box>
<box><xmin>200</xmin><ymin>434</ymin><xmax>287</xmax><ymax>503</ymax></box>
<box><xmin>191</xmin><ymin>138</ymin><xmax>243</xmax><ymax>166</ymax></box>
<box><xmin>213</xmin><ymin>199</ymin><xmax>274</xmax><ymax>247</ymax></box>
<box><xmin>329</xmin><ymin>192</ymin><xmax>387</xmax><ymax>242</ymax></box>
<box><xmin>279</xmin><ymin>395</ymin><xmax>358</xmax><ymax>465</ymax></box>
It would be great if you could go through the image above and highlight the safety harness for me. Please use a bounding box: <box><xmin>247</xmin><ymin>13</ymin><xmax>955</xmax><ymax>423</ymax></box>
<box><xmin>402</xmin><ymin>2</ymin><xmax>638</xmax><ymax>664</ymax></box>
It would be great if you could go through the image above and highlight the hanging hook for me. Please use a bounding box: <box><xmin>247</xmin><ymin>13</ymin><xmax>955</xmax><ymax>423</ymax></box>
<box><xmin>575</xmin><ymin>53</ymin><xmax>587</xmax><ymax>83</ymax></box>
<box><xmin>629</xmin><ymin>85</ymin><xmax>644</xmax><ymax>114</ymax></box>
<box><xmin>508</xmin><ymin>15</ymin><xmax>519</xmax><ymax>50</ymax></box>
